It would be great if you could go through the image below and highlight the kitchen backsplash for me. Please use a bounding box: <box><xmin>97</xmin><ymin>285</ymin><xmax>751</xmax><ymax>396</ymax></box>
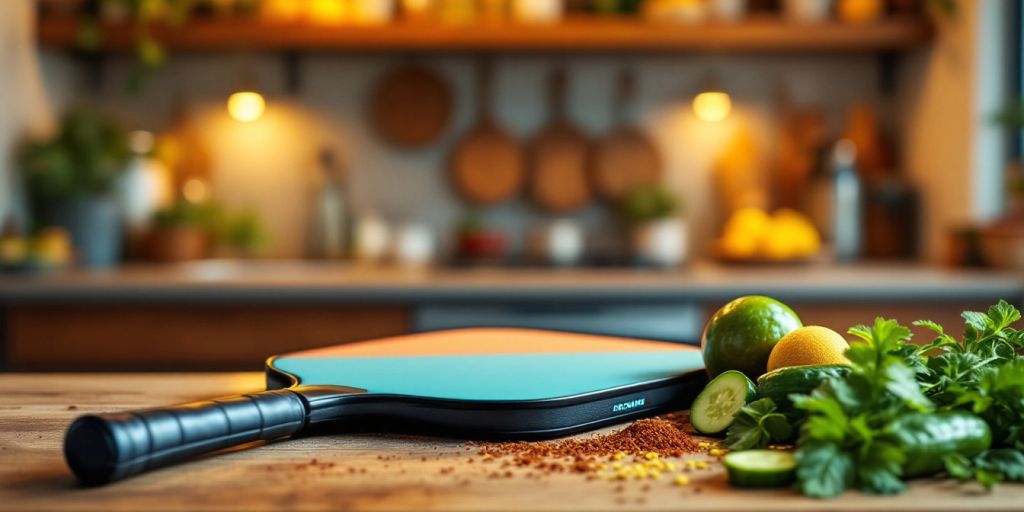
<box><xmin>36</xmin><ymin>51</ymin><xmax>886</xmax><ymax>258</ymax></box>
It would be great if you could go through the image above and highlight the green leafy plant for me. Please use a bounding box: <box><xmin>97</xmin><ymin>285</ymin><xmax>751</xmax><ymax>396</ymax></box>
<box><xmin>18</xmin><ymin>108</ymin><xmax>130</xmax><ymax>203</ymax></box>
<box><xmin>992</xmin><ymin>95</ymin><xmax>1024</xmax><ymax>204</ymax></box>
<box><xmin>221</xmin><ymin>210</ymin><xmax>269</xmax><ymax>254</ymax></box>
<box><xmin>152</xmin><ymin>198</ymin><xmax>218</xmax><ymax>229</ymax></box>
<box><xmin>76</xmin><ymin>0</ymin><xmax>198</xmax><ymax>93</ymax></box>
<box><xmin>618</xmin><ymin>184</ymin><xmax>679</xmax><ymax>224</ymax></box>
<box><xmin>994</xmin><ymin>99</ymin><xmax>1024</xmax><ymax>130</ymax></box>
<box><xmin>151</xmin><ymin>199</ymin><xmax>269</xmax><ymax>254</ymax></box>
<box><xmin>945</xmin><ymin>448</ymin><xmax>1024</xmax><ymax>489</ymax></box>
<box><xmin>927</xmin><ymin>0</ymin><xmax>958</xmax><ymax>18</ymax></box>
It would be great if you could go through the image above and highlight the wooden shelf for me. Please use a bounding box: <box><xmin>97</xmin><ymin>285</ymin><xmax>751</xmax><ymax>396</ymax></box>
<box><xmin>37</xmin><ymin>16</ymin><xmax>933</xmax><ymax>54</ymax></box>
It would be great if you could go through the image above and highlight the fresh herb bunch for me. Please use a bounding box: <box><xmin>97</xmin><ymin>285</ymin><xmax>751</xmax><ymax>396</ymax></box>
<box><xmin>911</xmin><ymin>302</ymin><xmax>1024</xmax><ymax>403</ymax></box>
<box><xmin>793</xmin><ymin>318</ymin><xmax>933</xmax><ymax>497</ymax></box>
<box><xmin>725</xmin><ymin>301</ymin><xmax>1024</xmax><ymax>498</ymax></box>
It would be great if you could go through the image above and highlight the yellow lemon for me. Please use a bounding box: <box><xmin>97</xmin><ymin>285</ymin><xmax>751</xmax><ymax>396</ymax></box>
<box><xmin>724</xmin><ymin>207</ymin><xmax>770</xmax><ymax>239</ymax></box>
<box><xmin>0</xmin><ymin>236</ymin><xmax>28</xmax><ymax>265</ymax></box>
<box><xmin>767</xmin><ymin>326</ymin><xmax>850</xmax><ymax>372</ymax></box>
<box><xmin>759</xmin><ymin>216</ymin><xmax>801</xmax><ymax>261</ymax></box>
<box><xmin>720</xmin><ymin>232</ymin><xmax>759</xmax><ymax>259</ymax></box>
<box><xmin>759</xmin><ymin>233</ymin><xmax>797</xmax><ymax>261</ymax></box>
<box><xmin>773</xmin><ymin>209</ymin><xmax>821</xmax><ymax>257</ymax></box>
<box><xmin>754</xmin><ymin>209</ymin><xmax>822</xmax><ymax>260</ymax></box>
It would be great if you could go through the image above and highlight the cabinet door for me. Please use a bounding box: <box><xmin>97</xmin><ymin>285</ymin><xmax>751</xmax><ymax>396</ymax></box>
<box><xmin>4</xmin><ymin>304</ymin><xmax>410</xmax><ymax>371</ymax></box>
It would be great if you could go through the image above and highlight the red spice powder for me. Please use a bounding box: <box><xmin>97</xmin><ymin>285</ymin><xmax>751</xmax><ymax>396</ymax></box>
<box><xmin>475</xmin><ymin>418</ymin><xmax>701</xmax><ymax>474</ymax></box>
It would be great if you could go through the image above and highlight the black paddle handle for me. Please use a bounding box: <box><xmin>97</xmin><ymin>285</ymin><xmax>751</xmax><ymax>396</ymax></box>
<box><xmin>64</xmin><ymin>389</ymin><xmax>308</xmax><ymax>485</ymax></box>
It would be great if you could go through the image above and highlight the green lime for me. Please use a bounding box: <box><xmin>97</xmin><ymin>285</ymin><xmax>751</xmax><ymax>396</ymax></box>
<box><xmin>701</xmin><ymin>296</ymin><xmax>801</xmax><ymax>380</ymax></box>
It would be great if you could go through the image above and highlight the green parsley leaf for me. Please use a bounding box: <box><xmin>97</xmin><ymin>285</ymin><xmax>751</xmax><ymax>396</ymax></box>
<box><xmin>962</xmin><ymin>310</ymin><xmax>991</xmax><ymax>340</ymax></box>
<box><xmin>796</xmin><ymin>441</ymin><xmax>855</xmax><ymax>498</ymax></box>
<box><xmin>976</xmin><ymin>449</ymin><xmax>1024</xmax><ymax>482</ymax></box>
<box><xmin>882</xmin><ymin>363</ymin><xmax>932</xmax><ymax>411</ymax></box>
<box><xmin>987</xmin><ymin>300</ymin><xmax>1021</xmax><ymax>332</ymax></box>
<box><xmin>725</xmin><ymin>398</ymin><xmax>795</xmax><ymax>450</ymax></box>
<box><xmin>943</xmin><ymin>453</ymin><xmax>974</xmax><ymax>481</ymax></box>
<box><xmin>762</xmin><ymin>413</ymin><xmax>794</xmax><ymax>441</ymax></box>
<box><xmin>977</xmin><ymin>468</ymin><xmax>1003</xmax><ymax>489</ymax></box>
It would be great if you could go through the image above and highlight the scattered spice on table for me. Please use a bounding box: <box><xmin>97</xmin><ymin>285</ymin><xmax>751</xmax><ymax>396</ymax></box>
<box><xmin>477</xmin><ymin>418</ymin><xmax>701</xmax><ymax>463</ymax></box>
<box><xmin>474</xmin><ymin>417</ymin><xmax>708</xmax><ymax>482</ymax></box>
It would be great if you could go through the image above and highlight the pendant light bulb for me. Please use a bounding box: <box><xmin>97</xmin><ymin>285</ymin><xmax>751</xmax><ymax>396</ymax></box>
<box><xmin>227</xmin><ymin>91</ymin><xmax>265</xmax><ymax>122</ymax></box>
<box><xmin>693</xmin><ymin>90</ymin><xmax>731</xmax><ymax>123</ymax></box>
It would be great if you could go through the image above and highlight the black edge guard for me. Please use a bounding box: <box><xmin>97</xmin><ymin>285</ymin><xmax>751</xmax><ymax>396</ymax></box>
<box><xmin>63</xmin><ymin>389</ymin><xmax>307</xmax><ymax>486</ymax></box>
<box><xmin>300</xmin><ymin>370</ymin><xmax>707</xmax><ymax>440</ymax></box>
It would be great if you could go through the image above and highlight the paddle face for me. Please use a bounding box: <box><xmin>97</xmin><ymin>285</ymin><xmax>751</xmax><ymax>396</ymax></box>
<box><xmin>267</xmin><ymin>328</ymin><xmax>705</xmax><ymax>438</ymax></box>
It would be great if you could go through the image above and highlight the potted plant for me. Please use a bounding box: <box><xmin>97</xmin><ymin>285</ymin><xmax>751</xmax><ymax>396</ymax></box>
<box><xmin>619</xmin><ymin>184</ymin><xmax>687</xmax><ymax>267</ymax></box>
<box><xmin>218</xmin><ymin>210</ymin><xmax>270</xmax><ymax>258</ymax></box>
<box><xmin>146</xmin><ymin>200</ymin><xmax>214</xmax><ymax>262</ymax></box>
<box><xmin>979</xmin><ymin>99</ymin><xmax>1024</xmax><ymax>269</ymax></box>
<box><xmin>146</xmin><ymin>200</ymin><xmax>270</xmax><ymax>262</ymax></box>
<box><xmin>18</xmin><ymin>108</ymin><xmax>130</xmax><ymax>268</ymax></box>
<box><xmin>454</xmin><ymin>212</ymin><xmax>507</xmax><ymax>264</ymax></box>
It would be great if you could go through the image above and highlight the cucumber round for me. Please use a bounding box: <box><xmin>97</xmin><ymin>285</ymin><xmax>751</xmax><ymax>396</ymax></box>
<box><xmin>690</xmin><ymin>370</ymin><xmax>756</xmax><ymax>435</ymax></box>
<box><xmin>756</xmin><ymin>364</ymin><xmax>851</xmax><ymax>411</ymax></box>
<box><xmin>723</xmin><ymin>449</ymin><xmax>796</xmax><ymax>488</ymax></box>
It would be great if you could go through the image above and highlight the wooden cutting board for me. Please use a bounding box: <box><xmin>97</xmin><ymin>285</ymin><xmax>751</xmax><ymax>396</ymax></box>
<box><xmin>529</xmin><ymin>69</ymin><xmax>592</xmax><ymax>213</ymax></box>
<box><xmin>449</xmin><ymin>62</ymin><xmax>525</xmax><ymax>205</ymax></box>
<box><xmin>370</xmin><ymin>64</ymin><xmax>453</xmax><ymax>149</ymax></box>
<box><xmin>589</xmin><ymin>70</ymin><xmax>661</xmax><ymax>202</ymax></box>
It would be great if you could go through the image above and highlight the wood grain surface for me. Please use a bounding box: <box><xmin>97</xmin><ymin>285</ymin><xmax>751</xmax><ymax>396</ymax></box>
<box><xmin>1</xmin><ymin>373</ymin><xmax>1022</xmax><ymax>511</ymax></box>
<box><xmin>36</xmin><ymin>18</ymin><xmax>934</xmax><ymax>53</ymax></box>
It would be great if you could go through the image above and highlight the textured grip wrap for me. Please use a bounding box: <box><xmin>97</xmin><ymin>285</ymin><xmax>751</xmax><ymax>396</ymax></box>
<box><xmin>64</xmin><ymin>389</ymin><xmax>307</xmax><ymax>485</ymax></box>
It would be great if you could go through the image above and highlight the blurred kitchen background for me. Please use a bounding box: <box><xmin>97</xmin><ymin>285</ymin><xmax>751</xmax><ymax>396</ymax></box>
<box><xmin>0</xmin><ymin>0</ymin><xmax>1022</xmax><ymax>371</ymax></box>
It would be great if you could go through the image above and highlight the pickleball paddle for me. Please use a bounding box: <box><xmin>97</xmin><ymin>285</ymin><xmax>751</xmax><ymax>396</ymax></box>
<box><xmin>64</xmin><ymin>328</ymin><xmax>705</xmax><ymax>485</ymax></box>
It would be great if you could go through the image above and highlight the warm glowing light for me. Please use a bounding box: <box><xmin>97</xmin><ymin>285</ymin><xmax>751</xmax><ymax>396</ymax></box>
<box><xmin>182</xmin><ymin>178</ymin><xmax>210</xmax><ymax>203</ymax></box>
<box><xmin>227</xmin><ymin>91</ymin><xmax>265</xmax><ymax>122</ymax></box>
<box><xmin>693</xmin><ymin>91</ymin><xmax>732</xmax><ymax>122</ymax></box>
<box><xmin>308</xmin><ymin>0</ymin><xmax>350</xmax><ymax>24</ymax></box>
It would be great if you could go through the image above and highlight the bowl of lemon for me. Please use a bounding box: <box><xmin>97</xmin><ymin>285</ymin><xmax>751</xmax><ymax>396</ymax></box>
<box><xmin>715</xmin><ymin>207</ymin><xmax>821</xmax><ymax>264</ymax></box>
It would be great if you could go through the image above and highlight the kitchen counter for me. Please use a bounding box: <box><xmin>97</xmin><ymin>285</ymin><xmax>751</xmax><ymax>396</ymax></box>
<box><xmin>2</xmin><ymin>372</ymin><xmax>1022</xmax><ymax>511</ymax></box>
<box><xmin>3</xmin><ymin>261</ymin><xmax>1021</xmax><ymax>370</ymax></box>
<box><xmin>0</xmin><ymin>260</ymin><xmax>1020</xmax><ymax>304</ymax></box>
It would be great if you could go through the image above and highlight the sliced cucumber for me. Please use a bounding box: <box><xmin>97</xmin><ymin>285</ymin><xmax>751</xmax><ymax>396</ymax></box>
<box><xmin>690</xmin><ymin>370</ymin><xmax>756</xmax><ymax>435</ymax></box>
<box><xmin>756</xmin><ymin>364</ymin><xmax>851</xmax><ymax>412</ymax></box>
<box><xmin>723</xmin><ymin>449</ymin><xmax>796</xmax><ymax>488</ymax></box>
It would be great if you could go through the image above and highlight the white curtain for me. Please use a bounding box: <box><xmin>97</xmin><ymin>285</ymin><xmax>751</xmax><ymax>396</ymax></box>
<box><xmin>0</xmin><ymin>0</ymin><xmax>56</xmax><ymax>227</ymax></box>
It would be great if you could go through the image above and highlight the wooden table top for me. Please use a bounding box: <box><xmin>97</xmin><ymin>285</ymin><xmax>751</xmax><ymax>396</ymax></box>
<box><xmin>2</xmin><ymin>373</ymin><xmax>1022</xmax><ymax>511</ymax></box>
